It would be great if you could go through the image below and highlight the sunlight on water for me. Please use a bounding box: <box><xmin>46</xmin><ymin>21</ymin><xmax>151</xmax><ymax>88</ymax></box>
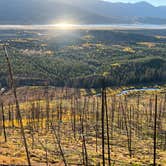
<box><xmin>53</xmin><ymin>22</ymin><xmax>76</xmax><ymax>29</ymax></box>
<box><xmin>0</xmin><ymin>24</ymin><xmax>166</xmax><ymax>30</ymax></box>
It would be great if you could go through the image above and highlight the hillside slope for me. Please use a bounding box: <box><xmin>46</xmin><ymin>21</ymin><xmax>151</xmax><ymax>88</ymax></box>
<box><xmin>0</xmin><ymin>0</ymin><xmax>166</xmax><ymax>24</ymax></box>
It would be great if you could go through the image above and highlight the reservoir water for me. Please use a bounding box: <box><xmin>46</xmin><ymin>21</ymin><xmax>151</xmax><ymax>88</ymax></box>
<box><xmin>0</xmin><ymin>24</ymin><xmax>166</xmax><ymax>30</ymax></box>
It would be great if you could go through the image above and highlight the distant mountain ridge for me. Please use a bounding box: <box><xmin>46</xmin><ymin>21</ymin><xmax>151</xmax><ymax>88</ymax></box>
<box><xmin>0</xmin><ymin>0</ymin><xmax>166</xmax><ymax>24</ymax></box>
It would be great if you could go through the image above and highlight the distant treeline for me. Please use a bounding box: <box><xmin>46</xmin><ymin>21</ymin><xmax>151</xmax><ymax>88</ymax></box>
<box><xmin>67</xmin><ymin>58</ymin><xmax>166</xmax><ymax>88</ymax></box>
<box><xmin>1</xmin><ymin>58</ymin><xmax>165</xmax><ymax>89</ymax></box>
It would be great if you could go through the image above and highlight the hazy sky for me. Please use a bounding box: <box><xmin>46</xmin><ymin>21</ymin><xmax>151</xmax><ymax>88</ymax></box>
<box><xmin>104</xmin><ymin>0</ymin><xmax>166</xmax><ymax>6</ymax></box>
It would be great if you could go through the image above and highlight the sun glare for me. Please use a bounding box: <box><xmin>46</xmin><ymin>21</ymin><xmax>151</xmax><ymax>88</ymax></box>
<box><xmin>55</xmin><ymin>22</ymin><xmax>74</xmax><ymax>29</ymax></box>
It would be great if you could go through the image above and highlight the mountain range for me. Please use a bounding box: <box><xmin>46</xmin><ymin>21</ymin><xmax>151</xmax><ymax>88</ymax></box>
<box><xmin>0</xmin><ymin>0</ymin><xmax>166</xmax><ymax>24</ymax></box>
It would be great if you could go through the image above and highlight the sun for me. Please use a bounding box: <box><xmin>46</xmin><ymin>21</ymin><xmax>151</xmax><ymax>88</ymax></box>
<box><xmin>55</xmin><ymin>22</ymin><xmax>74</xmax><ymax>29</ymax></box>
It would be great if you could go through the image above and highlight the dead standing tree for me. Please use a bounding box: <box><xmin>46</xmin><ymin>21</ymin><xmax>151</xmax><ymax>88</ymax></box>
<box><xmin>105</xmin><ymin>86</ymin><xmax>111</xmax><ymax>166</ymax></box>
<box><xmin>101</xmin><ymin>78</ymin><xmax>106</xmax><ymax>166</ymax></box>
<box><xmin>1</xmin><ymin>101</ymin><xmax>7</xmax><ymax>142</ymax></box>
<box><xmin>153</xmin><ymin>95</ymin><xmax>158</xmax><ymax>166</ymax></box>
<box><xmin>101</xmin><ymin>74</ymin><xmax>111</xmax><ymax>166</ymax></box>
<box><xmin>3</xmin><ymin>46</ymin><xmax>31</xmax><ymax>166</ymax></box>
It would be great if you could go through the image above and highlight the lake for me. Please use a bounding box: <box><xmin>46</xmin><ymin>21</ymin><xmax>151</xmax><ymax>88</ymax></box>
<box><xmin>0</xmin><ymin>24</ymin><xmax>166</xmax><ymax>30</ymax></box>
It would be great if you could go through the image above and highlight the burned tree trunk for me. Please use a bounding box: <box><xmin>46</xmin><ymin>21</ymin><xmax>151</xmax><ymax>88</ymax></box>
<box><xmin>153</xmin><ymin>95</ymin><xmax>158</xmax><ymax>166</ymax></box>
<box><xmin>1</xmin><ymin>102</ymin><xmax>7</xmax><ymax>142</ymax></box>
<box><xmin>3</xmin><ymin>46</ymin><xmax>31</xmax><ymax>166</ymax></box>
